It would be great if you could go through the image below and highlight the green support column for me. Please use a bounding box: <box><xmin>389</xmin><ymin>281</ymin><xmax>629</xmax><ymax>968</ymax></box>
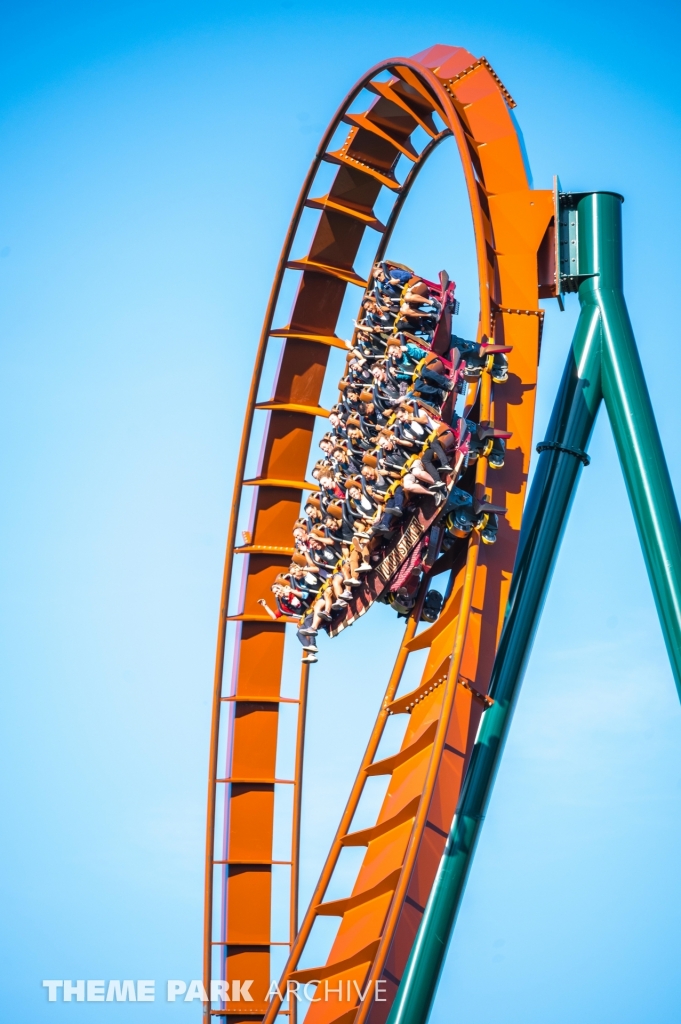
<box><xmin>584</xmin><ymin>193</ymin><xmax>681</xmax><ymax>696</ymax></box>
<box><xmin>385</xmin><ymin>191</ymin><xmax>681</xmax><ymax>1024</ymax></box>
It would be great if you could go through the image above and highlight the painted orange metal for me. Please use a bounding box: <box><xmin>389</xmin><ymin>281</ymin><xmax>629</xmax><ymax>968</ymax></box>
<box><xmin>204</xmin><ymin>43</ymin><xmax>554</xmax><ymax>1024</ymax></box>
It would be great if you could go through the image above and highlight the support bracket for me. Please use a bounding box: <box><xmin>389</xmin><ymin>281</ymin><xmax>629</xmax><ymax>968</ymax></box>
<box><xmin>536</xmin><ymin>440</ymin><xmax>591</xmax><ymax>466</ymax></box>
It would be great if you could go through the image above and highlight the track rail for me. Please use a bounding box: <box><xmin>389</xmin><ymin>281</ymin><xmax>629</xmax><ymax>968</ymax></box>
<box><xmin>204</xmin><ymin>43</ymin><xmax>555</xmax><ymax>1024</ymax></box>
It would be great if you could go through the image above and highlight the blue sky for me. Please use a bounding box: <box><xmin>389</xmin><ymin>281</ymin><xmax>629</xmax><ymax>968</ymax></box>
<box><xmin>1</xmin><ymin>1</ymin><xmax>681</xmax><ymax>1021</ymax></box>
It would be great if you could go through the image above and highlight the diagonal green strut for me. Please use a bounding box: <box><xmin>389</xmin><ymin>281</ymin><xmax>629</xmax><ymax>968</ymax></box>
<box><xmin>386</xmin><ymin>191</ymin><xmax>681</xmax><ymax>1024</ymax></box>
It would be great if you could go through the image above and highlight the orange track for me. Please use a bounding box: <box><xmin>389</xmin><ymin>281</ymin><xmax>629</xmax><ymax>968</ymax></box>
<box><xmin>204</xmin><ymin>43</ymin><xmax>556</xmax><ymax>1024</ymax></box>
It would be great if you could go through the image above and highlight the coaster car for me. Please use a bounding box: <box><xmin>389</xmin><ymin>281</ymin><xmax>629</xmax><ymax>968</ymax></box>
<box><xmin>262</xmin><ymin>260</ymin><xmax>513</xmax><ymax>657</ymax></box>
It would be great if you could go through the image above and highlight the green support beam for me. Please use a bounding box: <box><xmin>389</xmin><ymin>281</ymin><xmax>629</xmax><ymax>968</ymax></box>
<box><xmin>592</xmin><ymin>196</ymin><xmax>681</xmax><ymax>692</ymax></box>
<box><xmin>386</xmin><ymin>191</ymin><xmax>681</xmax><ymax>1024</ymax></box>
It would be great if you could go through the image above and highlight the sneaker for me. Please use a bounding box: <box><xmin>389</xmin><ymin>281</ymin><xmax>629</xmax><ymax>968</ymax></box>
<box><xmin>357</xmin><ymin>563</ymin><xmax>372</xmax><ymax>573</ymax></box>
<box><xmin>302</xmin><ymin>654</ymin><xmax>318</xmax><ymax>664</ymax></box>
<box><xmin>341</xmin><ymin>589</ymin><xmax>353</xmax><ymax>600</ymax></box>
<box><xmin>331</xmin><ymin>599</ymin><xmax>347</xmax><ymax>611</ymax></box>
<box><xmin>299</xmin><ymin>627</ymin><xmax>318</xmax><ymax>637</ymax></box>
<box><xmin>302</xmin><ymin>643</ymin><xmax>318</xmax><ymax>653</ymax></box>
<box><xmin>430</xmin><ymin>481</ymin><xmax>446</xmax><ymax>490</ymax></box>
<box><xmin>318</xmin><ymin>611</ymin><xmax>332</xmax><ymax>622</ymax></box>
<box><xmin>348</xmin><ymin>578</ymin><xmax>362</xmax><ymax>587</ymax></box>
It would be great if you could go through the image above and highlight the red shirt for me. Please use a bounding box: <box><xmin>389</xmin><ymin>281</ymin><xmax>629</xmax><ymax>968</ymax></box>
<box><xmin>274</xmin><ymin>592</ymin><xmax>304</xmax><ymax>618</ymax></box>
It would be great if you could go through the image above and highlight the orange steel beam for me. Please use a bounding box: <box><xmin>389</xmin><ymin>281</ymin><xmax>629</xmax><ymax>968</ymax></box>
<box><xmin>288</xmin><ymin>662</ymin><xmax>310</xmax><ymax>1024</ymax></box>
<box><xmin>204</xmin><ymin>42</ymin><xmax>555</xmax><ymax>1024</ymax></box>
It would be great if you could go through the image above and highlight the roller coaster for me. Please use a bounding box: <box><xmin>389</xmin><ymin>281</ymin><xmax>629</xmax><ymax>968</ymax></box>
<box><xmin>202</xmin><ymin>43</ymin><xmax>681</xmax><ymax>1024</ymax></box>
